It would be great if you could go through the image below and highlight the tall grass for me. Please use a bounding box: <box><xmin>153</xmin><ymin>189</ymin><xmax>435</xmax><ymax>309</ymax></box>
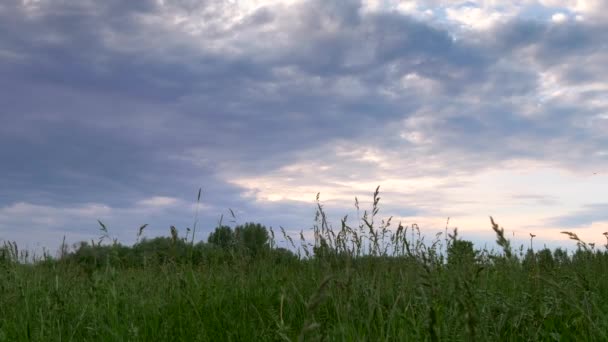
<box><xmin>1</xmin><ymin>187</ymin><xmax>608</xmax><ymax>341</ymax></box>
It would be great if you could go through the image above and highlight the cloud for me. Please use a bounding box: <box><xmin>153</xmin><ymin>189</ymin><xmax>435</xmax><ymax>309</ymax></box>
<box><xmin>546</xmin><ymin>0</ymin><xmax>608</xmax><ymax>22</ymax></box>
<box><xmin>547</xmin><ymin>204</ymin><xmax>608</xmax><ymax>228</ymax></box>
<box><xmin>137</xmin><ymin>196</ymin><xmax>180</xmax><ymax>208</ymax></box>
<box><xmin>446</xmin><ymin>4</ymin><xmax>508</xmax><ymax>30</ymax></box>
<box><xmin>551</xmin><ymin>12</ymin><xmax>568</xmax><ymax>23</ymax></box>
<box><xmin>510</xmin><ymin>194</ymin><xmax>560</xmax><ymax>207</ymax></box>
<box><xmin>1</xmin><ymin>0</ymin><xmax>607</xmax><ymax>250</ymax></box>
<box><xmin>1</xmin><ymin>0</ymin><xmax>495</xmax><ymax>195</ymax></box>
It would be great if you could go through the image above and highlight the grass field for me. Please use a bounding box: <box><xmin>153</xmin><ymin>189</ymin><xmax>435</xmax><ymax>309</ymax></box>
<box><xmin>2</xmin><ymin>189</ymin><xmax>608</xmax><ymax>341</ymax></box>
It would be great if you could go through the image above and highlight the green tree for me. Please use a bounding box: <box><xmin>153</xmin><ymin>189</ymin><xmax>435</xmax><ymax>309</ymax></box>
<box><xmin>447</xmin><ymin>239</ymin><xmax>477</xmax><ymax>267</ymax></box>
<box><xmin>536</xmin><ymin>248</ymin><xmax>555</xmax><ymax>272</ymax></box>
<box><xmin>207</xmin><ymin>226</ymin><xmax>235</xmax><ymax>249</ymax></box>
<box><xmin>553</xmin><ymin>248</ymin><xmax>570</xmax><ymax>266</ymax></box>
<box><xmin>235</xmin><ymin>222</ymin><xmax>269</xmax><ymax>257</ymax></box>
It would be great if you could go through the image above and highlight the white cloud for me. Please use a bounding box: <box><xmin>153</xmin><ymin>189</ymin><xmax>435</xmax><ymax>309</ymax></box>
<box><xmin>446</xmin><ymin>5</ymin><xmax>507</xmax><ymax>30</ymax></box>
<box><xmin>539</xmin><ymin>0</ymin><xmax>608</xmax><ymax>21</ymax></box>
<box><xmin>361</xmin><ymin>0</ymin><xmax>435</xmax><ymax>20</ymax></box>
<box><xmin>228</xmin><ymin>147</ymin><xmax>608</xmax><ymax>247</ymax></box>
<box><xmin>538</xmin><ymin>0</ymin><xmax>577</xmax><ymax>7</ymax></box>
<box><xmin>551</xmin><ymin>12</ymin><xmax>568</xmax><ymax>23</ymax></box>
<box><xmin>137</xmin><ymin>196</ymin><xmax>179</xmax><ymax>207</ymax></box>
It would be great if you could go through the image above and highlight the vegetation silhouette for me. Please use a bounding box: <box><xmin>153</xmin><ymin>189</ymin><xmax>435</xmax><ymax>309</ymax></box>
<box><xmin>2</xmin><ymin>187</ymin><xmax>608</xmax><ymax>340</ymax></box>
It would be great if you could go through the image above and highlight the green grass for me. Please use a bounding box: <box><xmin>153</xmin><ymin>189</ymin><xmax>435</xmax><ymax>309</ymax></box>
<box><xmin>1</xmin><ymin>188</ymin><xmax>608</xmax><ymax>341</ymax></box>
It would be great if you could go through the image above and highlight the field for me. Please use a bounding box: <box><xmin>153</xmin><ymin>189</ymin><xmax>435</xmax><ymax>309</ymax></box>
<box><xmin>2</xmin><ymin>190</ymin><xmax>608</xmax><ymax>341</ymax></box>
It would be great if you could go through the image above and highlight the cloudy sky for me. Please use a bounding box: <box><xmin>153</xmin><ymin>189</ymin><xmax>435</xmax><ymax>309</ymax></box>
<box><xmin>2</xmin><ymin>0</ymin><xmax>608</xmax><ymax>254</ymax></box>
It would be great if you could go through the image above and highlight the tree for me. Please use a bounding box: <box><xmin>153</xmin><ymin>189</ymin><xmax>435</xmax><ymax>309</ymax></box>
<box><xmin>207</xmin><ymin>225</ymin><xmax>235</xmax><ymax>249</ymax></box>
<box><xmin>447</xmin><ymin>239</ymin><xmax>477</xmax><ymax>267</ymax></box>
<box><xmin>536</xmin><ymin>248</ymin><xmax>555</xmax><ymax>271</ymax></box>
<box><xmin>235</xmin><ymin>222</ymin><xmax>269</xmax><ymax>256</ymax></box>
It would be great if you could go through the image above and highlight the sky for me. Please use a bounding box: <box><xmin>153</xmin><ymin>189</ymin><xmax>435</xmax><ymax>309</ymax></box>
<box><xmin>1</xmin><ymin>0</ymin><xmax>608</xmax><ymax>255</ymax></box>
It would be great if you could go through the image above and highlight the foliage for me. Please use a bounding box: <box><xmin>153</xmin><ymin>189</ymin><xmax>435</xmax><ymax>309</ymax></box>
<box><xmin>2</xmin><ymin>188</ymin><xmax>608</xmax><ymax>341</ymax></box>
<box><xmin>207</xmin><ymin>225</ymin><xmax>235</xmax><ymax>249</ymax></box>
<box><xmin>447</xmin><ymin>239</ymin><xmax>478</xmax><ymax>267</ymax></box>
<box><xmin>207</xmin><ymin>222</ymin><xmax>271</xmax><ymax>257</ymax></box>
<box><xmin>235</xmin><ymin>222</ymin><xmax>270</xmax><ymax>256</ymax></box>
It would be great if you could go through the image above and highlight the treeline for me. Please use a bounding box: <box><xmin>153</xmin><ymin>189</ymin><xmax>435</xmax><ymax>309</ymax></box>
<box><xmin>0</xmin><ymin>222</ymin><xmax>298</xmax><ymax>269</ymax></box>
<box><xmin>3</xmin><ymin>219</ymin><xmax>607</xmax><ymax>276</ymax></box>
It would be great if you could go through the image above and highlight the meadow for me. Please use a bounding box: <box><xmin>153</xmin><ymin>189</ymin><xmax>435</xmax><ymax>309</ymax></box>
<box><xmin>1</xmin><ymin>188</ymin><xmax>608</xmax><ymax>341</ymax></box>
